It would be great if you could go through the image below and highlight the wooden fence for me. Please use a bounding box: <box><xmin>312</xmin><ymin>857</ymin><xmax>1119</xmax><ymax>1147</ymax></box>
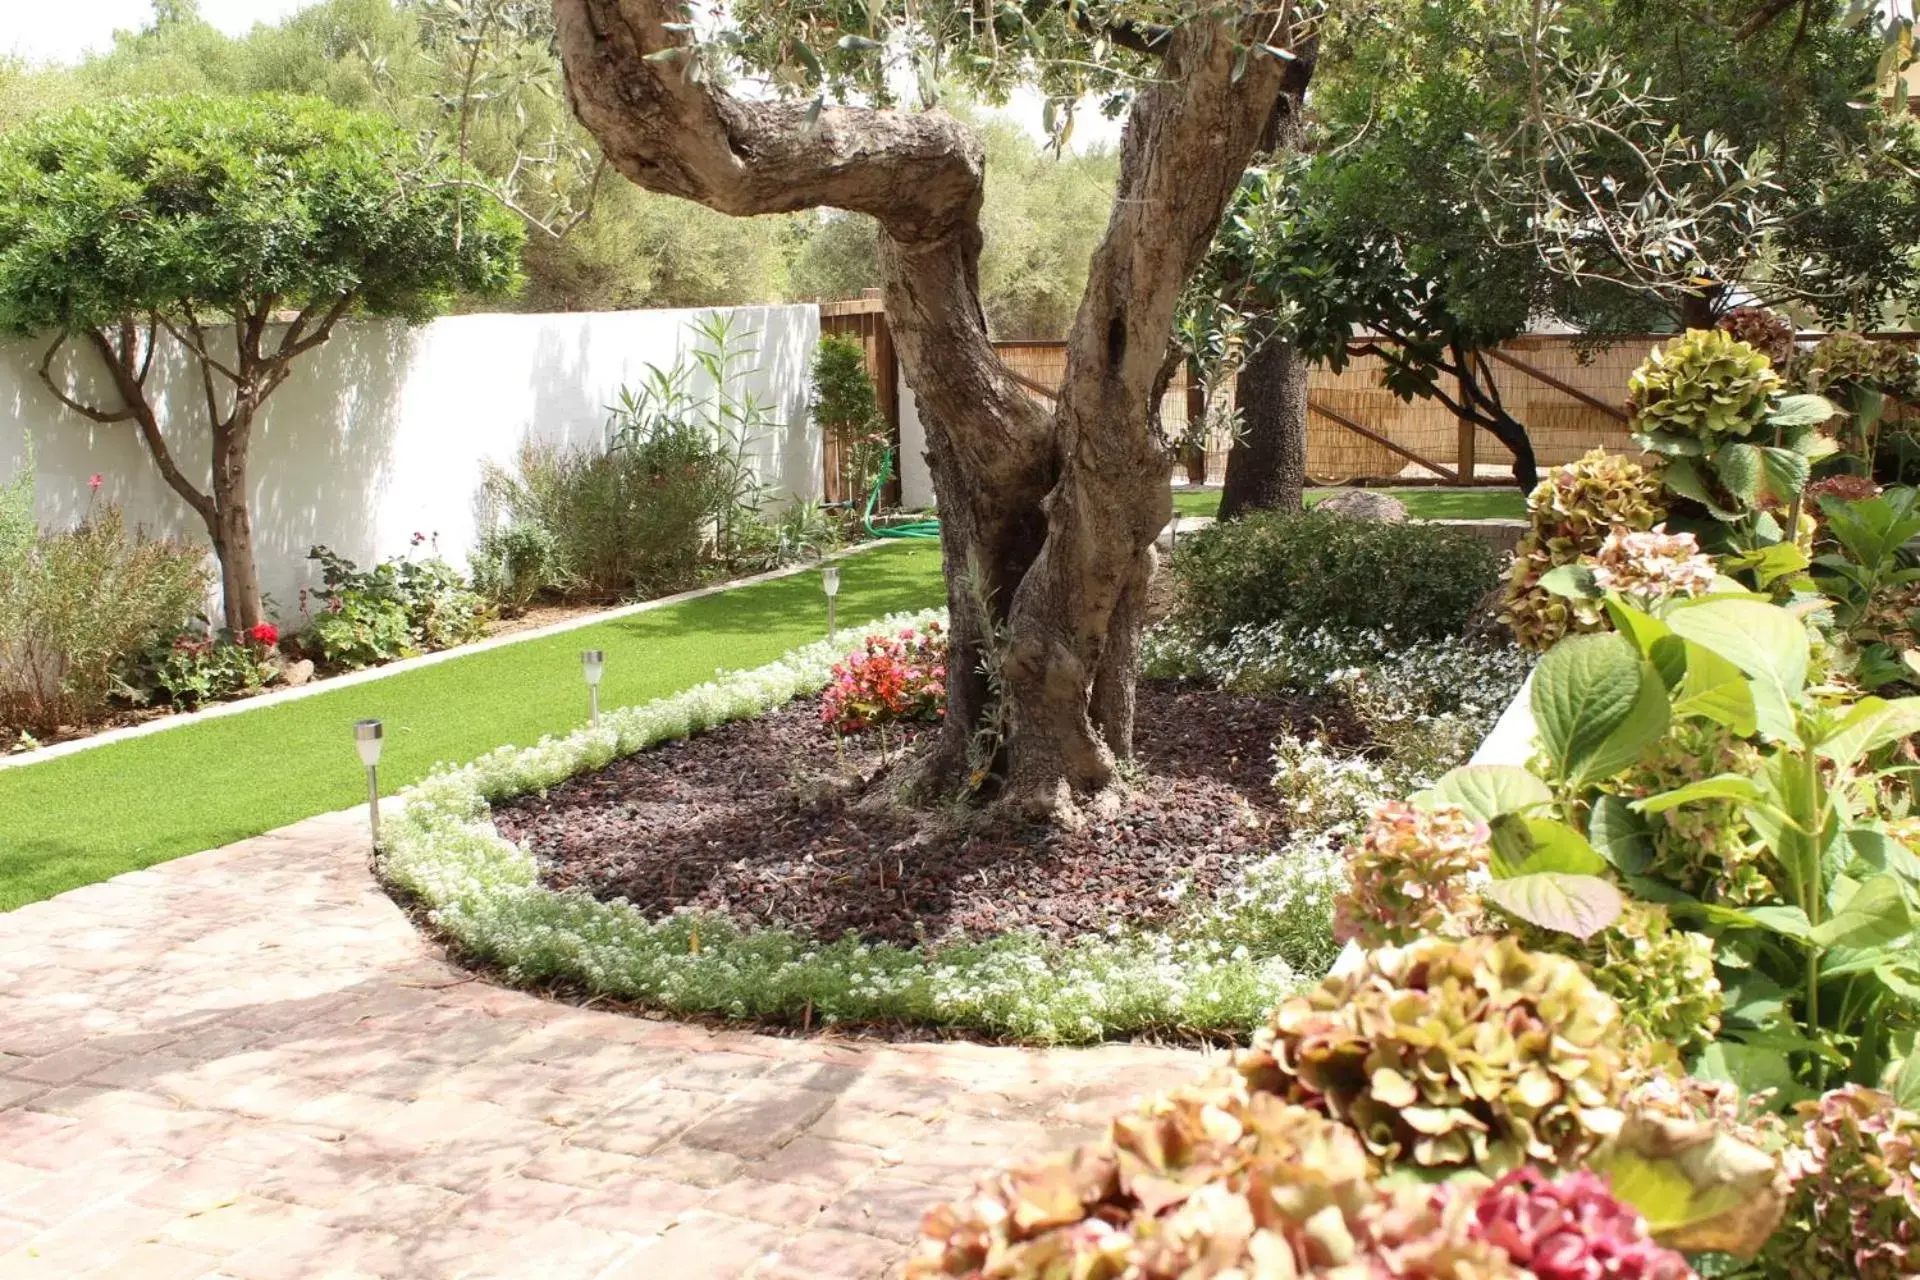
<box><xmin>818</xmin><ymin>295</ymin><xmax>1918</xmax><ymax>493</ymax></box>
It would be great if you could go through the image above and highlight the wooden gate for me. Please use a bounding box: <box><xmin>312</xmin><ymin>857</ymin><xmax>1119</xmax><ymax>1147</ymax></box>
<box><xmin>817</xmin><ymin>293</ymin><xmax>900</xmax><ymax>505</ymax></box>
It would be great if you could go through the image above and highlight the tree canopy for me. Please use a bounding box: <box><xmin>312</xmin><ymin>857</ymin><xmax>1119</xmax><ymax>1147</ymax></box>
<box><xmin>0</xmin><ymin>92</ymin><xmax>523</xmax><ymax>631</ymax></box>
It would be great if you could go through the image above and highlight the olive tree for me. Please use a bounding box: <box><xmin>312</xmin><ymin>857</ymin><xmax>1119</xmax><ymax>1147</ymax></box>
<box><xmin>553</xmin><ymin>1</ymin><xmax>1315</xmax><ymax>818</ymax></box>
<box><xmin>0</xmin><ymin>94</ymin><xmax>523</xmax><ymax>633</ymax></box>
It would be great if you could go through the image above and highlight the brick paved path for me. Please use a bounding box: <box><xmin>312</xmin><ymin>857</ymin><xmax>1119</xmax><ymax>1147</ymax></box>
<box><xmin>0</xmin><ymin>809</ymin><xmax>1207</xmax><ymax>1279</ymax></box>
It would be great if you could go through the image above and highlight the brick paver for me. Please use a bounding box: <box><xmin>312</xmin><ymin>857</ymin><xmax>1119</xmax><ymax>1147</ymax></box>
<box><xmin>0</xmin><ymin>809</ymin><xmax>1209</xmax><ymax>1277</ymax></box>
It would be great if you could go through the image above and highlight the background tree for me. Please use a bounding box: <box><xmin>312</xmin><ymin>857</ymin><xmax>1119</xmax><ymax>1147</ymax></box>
<box><xmin>0</xmin><ymin>95</ymin><xmax>523</xmax><ymax>632</ymax></box>
<box><xmin>554</xmin><ymin>0</ymin><xmax>1316</xmax><ymax>817</ymax></box>
<box><xmin>1191</xmin><ymin>0</ymin><xmax>1918</xmax><ymax>509</ymax></box>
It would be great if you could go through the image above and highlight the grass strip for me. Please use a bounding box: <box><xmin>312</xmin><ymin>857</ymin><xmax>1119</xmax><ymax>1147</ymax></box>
<box><xmin>0</xmin><ymin>542</ymin><xmax>946</xmax><ymax>911</ymax></box>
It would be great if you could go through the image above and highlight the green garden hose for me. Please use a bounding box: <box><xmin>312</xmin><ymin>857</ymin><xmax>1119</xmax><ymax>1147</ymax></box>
<box><xmin>863</xmin><ymin>447</ymin><xmax>940</xmax><ymax>540</ymax></box>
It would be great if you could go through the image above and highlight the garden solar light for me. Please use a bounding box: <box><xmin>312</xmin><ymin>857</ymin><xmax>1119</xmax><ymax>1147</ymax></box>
<box><xmin>581</xmin><ymin>649</ymin><xmax>605</xmax><ymax>726</ymax></box>
<box><xmin>353</xmin><ymin>719</ymin><xmax>383</xmax><ymax>848</ymax></box>
<box><xmin>822</xmin><ymin>564</ymin><xmax>841</xmax><ymax>642</ymax></box>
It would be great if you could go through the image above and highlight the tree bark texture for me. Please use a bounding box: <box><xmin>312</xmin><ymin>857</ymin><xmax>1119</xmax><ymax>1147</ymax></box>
<box><xmin>1219</xmin><ymin>335</ymin><xmax>1308</xmax><ymax>519</ymax></box>
<box><xmin>554</xmin><ymin>0</ymin><xmax>1303</xmax><ymax>816</ymax></box>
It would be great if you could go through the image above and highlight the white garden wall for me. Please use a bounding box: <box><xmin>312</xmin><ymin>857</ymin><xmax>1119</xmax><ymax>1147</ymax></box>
<box><xmin>0</xmin><ymin>304</ymin><xmax>822</xmax><ymax>625</ymax></box>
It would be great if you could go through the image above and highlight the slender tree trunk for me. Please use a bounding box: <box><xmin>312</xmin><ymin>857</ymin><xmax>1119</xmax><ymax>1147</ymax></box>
<box><xmin>209</xmin><ymin>419</ymin><xmax>265</xmax><ymax>634</ymax></box>
<box><xmin>555</xmin><ymin>0</ymin><xmax>1305</xmax><ymax>820</ymax></box>
<box><xmin>1219</xmin><ymin>335</ymin><xmax>1308</xmax><ymax>519</ymax></box>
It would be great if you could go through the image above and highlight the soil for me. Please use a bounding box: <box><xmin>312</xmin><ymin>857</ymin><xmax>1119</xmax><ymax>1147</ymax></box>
<box><xmin>492</xmin><ymin>682</ymin><xmax>1348</xmax><ymax>947</ymax></box>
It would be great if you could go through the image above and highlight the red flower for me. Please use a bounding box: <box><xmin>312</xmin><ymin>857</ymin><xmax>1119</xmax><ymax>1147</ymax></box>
<box><xmin>88</xmin><ymin>473</ymin><xmax>102</xmax><ymax>491</ymax></box>
<box><xmin>247</xmin><ymin>622</ymin><xmax>280</xmax><ymax>648</ymax></box>
<box><xmin>1467</xmin><ymin>1170</ymin><xmax>1693</xmax><ymax>1280</ymax></box>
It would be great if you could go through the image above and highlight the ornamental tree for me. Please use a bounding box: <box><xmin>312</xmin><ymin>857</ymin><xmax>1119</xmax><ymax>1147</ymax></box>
<box><xmin>0</xmin><ymin>94</ymin><xmax>523</xmax><ymax>632</ymax></box>
<box><xmin>553</xmin><ymin>0</ymin><xmax>1317</xmax><ymax>817</ymax></box>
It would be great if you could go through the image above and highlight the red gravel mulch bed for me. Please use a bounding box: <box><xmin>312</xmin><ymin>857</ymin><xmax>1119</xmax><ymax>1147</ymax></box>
<box><xmin>491</xmin><ymin>682</ymin><xmax>1344</xmax><ymax>947</ymax></box>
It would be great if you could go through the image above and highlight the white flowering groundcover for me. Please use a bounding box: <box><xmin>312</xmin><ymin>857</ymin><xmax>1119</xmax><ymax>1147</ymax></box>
<box><xmin>380</xmin><ymin>608</ymin><xmax>1349</xmax><ymax>1044</ymax></box>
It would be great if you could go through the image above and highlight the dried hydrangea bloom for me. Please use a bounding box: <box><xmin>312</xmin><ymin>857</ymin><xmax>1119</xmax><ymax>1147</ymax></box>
<box><xmin>1588</xmin><ymin>525</ymin><xmax>1716</xmax><ymax>603</ymax></box>
<box><xmin>1805</xmin><ymin>473</ymin><xmax>1883</xmax><ymax>508</ymax></box>
<box><xmin>905</xmin><ymin>1075</ymin><xmax>1524</xmax><ymax>1280</ymax></box>
<box><xmin>1764</xmin><ymin>1085</ymin><xmax>1920</xmax><ymax>1280</ymax></box>
<box><xmin>1607</xmin><ymin>721</ymin><xmax>1774</xmax><ymax>906</ymax></box>
<box><xmin>1468</xmin><ymin>1170</ymin><xmax>1696</xmax><ymax>1280</ymax></box>
<box><xmin>1333</xmin><ymin>801</ymin><xmax>1490</xmax><ymax>948</ymax></box>
<box><xmin>1502</xmin><ymin>450</ymin><xmax>1667</xmax><ymax>653</ymax></box>
<box><xmin>1238</xmin><ymin>936</ymin><xmax>1629</xmax><ymax>1175</ymax></box>
<box><xmin>1519</xmin><ymin>902</ymin><xmax>1723</xmax><ymax>1057</ymax></box>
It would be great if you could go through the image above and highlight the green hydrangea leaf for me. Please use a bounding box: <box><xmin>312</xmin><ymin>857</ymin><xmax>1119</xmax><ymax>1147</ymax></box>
<box><xmin>1767</xmin><ymin>393</ymin><xmax>1838</xmax><ymax>428</ymax></box>
<box><xmin>1488</xmin><ymin>815</ymin><xmax>1609</xmax><ymax>878</ymax></box>
<box><xmin>1481</xmin><ymin>872</ymin><xmax>1623</xmax><ymax>939</ymax></box>
<box><xmin>1713</xmin><ymin>442</ymin><xmax>1764</xmax><ymax>506</ymax></box>
<box><xmin>1417</xmin><ymin>765</ymin><xmax>1553</xmax><ymax>823</ymax></box>
<box><xmin>1533</xmin><ymin>634</ymin><xmax>1670</xmax><ymax>786</ymax></box>
<box><xmin>1588</xmin><ymin>794</ymin><xmax>1654</xmax><ymax>875</ymax></box>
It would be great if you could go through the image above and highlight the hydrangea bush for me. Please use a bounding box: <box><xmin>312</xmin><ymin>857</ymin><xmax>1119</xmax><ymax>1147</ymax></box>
<box><xmin>1762</xmin><ymin>1085</ymin><xmax>1920</xmax><ymax>1280</ymax></box>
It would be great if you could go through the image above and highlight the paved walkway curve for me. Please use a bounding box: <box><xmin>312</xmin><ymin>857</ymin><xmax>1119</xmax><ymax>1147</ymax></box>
<box><xmin>0</xmin><ymin>810</ymin><xmax>1208</xmax><ymax>1279</ymax></box>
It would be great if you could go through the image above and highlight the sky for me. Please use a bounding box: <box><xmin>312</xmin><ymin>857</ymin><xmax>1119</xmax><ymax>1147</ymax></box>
<box><xmin>6</xmin><ymin>0</ymin><xmax>313</xmax><ymax>63</ymax></box>
<box><xmin>4</xmin><ymin>0</ymin><xmax>1123</xmax><ymax>149</ymax></box>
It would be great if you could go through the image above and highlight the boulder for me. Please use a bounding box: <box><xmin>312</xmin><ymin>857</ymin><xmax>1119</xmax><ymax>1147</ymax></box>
<box><xmin>281</xmin><ymin>658</ymin><xmax>316</xmax><ymax>688</ymax></box>
<box><xmin>1316</xmin><ymin>488</ymin><xmax>1408</xmax><ymax>523</ymax></box>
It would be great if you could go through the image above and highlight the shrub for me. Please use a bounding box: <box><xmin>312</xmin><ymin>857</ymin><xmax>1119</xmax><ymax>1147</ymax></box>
<box><xmin>148</xmin><ymin>629</ymin><xmax>277</xmax><ymax>709</ymax></box>
<box><xmin>1604</xmin><ymin>719</ymin><xmax>1774</xmax><ymax>907</ymax></box>
<box><xmin>480</xmin><ymin>434</ymin><xmax>732</xmax><ymax>601</ymax></box>
<box><xmin>812</xmin><ymin>333</ymin><xmax>890</xmax><ymax>503</ymax></box>
<box><xmin>1501</xmin><ymin>450</ymin><xmax>1667</xmax><ymax>652</ymax></box>
<box><xmin>469</xmin><ymin>520</ymin><xmax>558</xmax><ymax>614</ymax></box>
<box><xmin>1171</xmin><ymin>509</ymin><xmax>1497</xmax><ymax>641</ymax></box>
<box><xmin>1762</xmin><ymin>1085</ymin><xmax>1920</xmax><ymax>1280</ymax></box>
<box><xmin>1791</xmin><ymin>332</ymin><xmax>1920</xmax><ymax>405</ymax></box>
<box><xmin>821</xmin><ymin>622</ymin><xmax>947</xmax><ymax>733</ymax></box>
<box><xmin>0</xmin><ymin>466</ymin><xmax>208</xmax><ymax>736</ymax></box>
<box><xmin>1237</xmin><ymin>935</ymin><xmax>1629</xmax><ymax>1173</ymax></box>
<box><xmin>304</xmin><ymin>544</ymin><xmax>486</xmax><ymax>671</ymax></box>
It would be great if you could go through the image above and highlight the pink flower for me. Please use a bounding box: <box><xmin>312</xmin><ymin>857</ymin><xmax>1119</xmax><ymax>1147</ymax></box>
<box><xmin>88</xmin><ymin>473</ymin><xmax>102</xmax><ymax>491</ymax></box>
<box><xmin>1467</xmin><ymin>1170</ymin><xmax>1694</xmax><ymax>1279</ymax></box>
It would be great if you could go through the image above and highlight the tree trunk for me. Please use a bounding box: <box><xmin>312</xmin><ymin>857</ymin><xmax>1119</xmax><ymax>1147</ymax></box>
<box><xmin>1218</xmin><ymin>335</ymin><xmax>1308</xmax><ymax>519</ymax></box>
<box><xmin>209</xmin><ymin>419</ymin><xmax>265</xmax><ymax>634</ymax></box>
<box><xmin>555</xmin><ymin>0</ymin><xmax>1304</xmax><ymax>820</ymax></box>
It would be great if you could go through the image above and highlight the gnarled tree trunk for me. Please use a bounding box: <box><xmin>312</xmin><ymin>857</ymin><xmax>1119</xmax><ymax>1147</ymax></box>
<box><xmin>554</xmin><ymin>0</ymin><xmax>1302</xmax><ymax>818</ymax></box>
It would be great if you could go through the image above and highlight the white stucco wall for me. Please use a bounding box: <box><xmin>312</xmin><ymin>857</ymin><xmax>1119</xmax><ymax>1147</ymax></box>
<box><xmin>0</xmin><ymin>304</ymin><xmax>821</xmax><ymax>624</ymax></box>
<box><xmin>896</xmin><ymin>371</ymin><xmax>936</xmax><ymax>510</ymax></box>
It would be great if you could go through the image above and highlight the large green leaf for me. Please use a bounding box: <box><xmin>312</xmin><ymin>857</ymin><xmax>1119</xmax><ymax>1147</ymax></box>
<box><xmin>1713</xmin><ymin>441</ymin><xmax>1763</xmax><ymax>507</ymax></box>
<box><xmin>1894</xmin><ymin>1048</ymin><xmax>1920</xmax><ymax>1109</ymax></box>
<box><xmin>1539</xmin><ymin>563</ymin><xmax>1602</xmax><ymax>600</ymax></box>
<box><xmin>1817</xmin><ymin>696</ymin><xmax>1920</xmax><ymax>764</ymax></box>
<box><xmin>1756</xmin><ymin>446</ymin><xmax>1810</xmax><ymax>507</ymax></box>
<box><xmin>1845</xmin><ymin>827</ymin><xmax>1920</xmax><ymax>888</ymax></box>
<box><xmin>1670</xmin><ymin>640</ymin><xmax>1757</xmax><ymax>736</ymax></box>
<box><xmin>1632</xmin><ymin>773</ymin><xmax>1765</xmax><ymax>814</ymax></box>
<box><xmin>1810</xmin><ymin>874</ymin><xmax>1912</xmax><ymax>949</ymax></box>
<box><xmin>1417</xmin><ymin>766</ymin><xmax>1553</xmax><ymax>824</ymax></box>
<box><xmin>1533</xmin><ymin>634</ymin><xmax>1643</xmax><ymax>778</ymax></box>
<box><xmin>1741</xmin><ymin>905</ymin><xmax>1813</xmax><ymax>941</ymax></box>
<box><xmin>1588</xmin><ymin>794</ymin><xmax>1653</xmax><ymax>875</ymax></box>
<box><xmin>1768</xmin><ymin>393</ymin><xmax>1839</xmax><ymax>428</ymax></box>
<box><xmin>1666</xmin><ymin>599</ymin><xmax>1809</xmax><ymax>742</ymax></box>
<box><xmin>1488</xmin><ymin>815</ymin><xmax>1609</xmax><ymax>878</ymax></box>
<box><xmin>1605</xmin><ymin>598</ymin><xmax>1673</xmax><ymax>658</ymax></box>
<box><xmin>1481</xmin><ymin>872</ymin><xmax>1623</xmax><ymax>939</ymax></box>
<box><xmin>1693</xmin><ymin>1041</ymin><xmax>1800</xmax><ymax>1097</ymax></box>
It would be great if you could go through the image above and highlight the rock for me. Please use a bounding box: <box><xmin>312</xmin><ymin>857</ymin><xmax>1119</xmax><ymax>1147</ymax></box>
<box><xmin>282</xmin><ymin>658</ymin><xmax>316</xmax><ymax>688</ymax></box>
<box><xmin>1316</xmin><ymin>488</ymin><xmax>1408</xmax><ymax>523</ymax></box>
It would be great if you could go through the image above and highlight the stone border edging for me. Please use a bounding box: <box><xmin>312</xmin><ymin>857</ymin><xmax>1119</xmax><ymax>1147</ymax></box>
<box><xmin>1</xmin><ymin>539</ymin><xmax>895</xmax><ymax>773</ymax></box>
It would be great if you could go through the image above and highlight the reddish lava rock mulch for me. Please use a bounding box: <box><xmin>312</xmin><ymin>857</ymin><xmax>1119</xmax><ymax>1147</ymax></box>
<box><xmin>492</xmin><ymin>682</ymin><xmax>1336</xmax><ymax>947</ymax></box>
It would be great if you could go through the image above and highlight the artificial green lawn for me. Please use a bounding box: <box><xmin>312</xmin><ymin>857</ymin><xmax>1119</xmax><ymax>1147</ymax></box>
<box><xmin>0</xmin><ymin>542</ymin><xmax>945</xmax><ymax>912</ymax></box>
<box><xmin>1172</xmin><ymin>486</ymin><xmax>1527</xmax><ymax>521</ymax></box>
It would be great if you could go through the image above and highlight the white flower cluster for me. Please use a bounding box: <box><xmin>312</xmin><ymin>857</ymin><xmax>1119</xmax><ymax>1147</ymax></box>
<box><xmin>379</xmin><ymin>606</ymin><xmax>1314</xmax><ymax>1044</ymax></box>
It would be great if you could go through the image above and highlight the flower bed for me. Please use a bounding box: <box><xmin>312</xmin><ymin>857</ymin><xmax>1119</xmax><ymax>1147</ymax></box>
<box><xmin>381</xmin><ymin>605</ymin><xmax>1526</xmax><ymax>1042</ymax></box>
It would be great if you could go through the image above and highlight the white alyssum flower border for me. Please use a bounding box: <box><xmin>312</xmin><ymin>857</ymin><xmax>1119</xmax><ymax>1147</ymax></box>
<box><xmin>379</xmin><ymin>607</ymin><xmax>1310</xmax><ymax>1044</ymax></box>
